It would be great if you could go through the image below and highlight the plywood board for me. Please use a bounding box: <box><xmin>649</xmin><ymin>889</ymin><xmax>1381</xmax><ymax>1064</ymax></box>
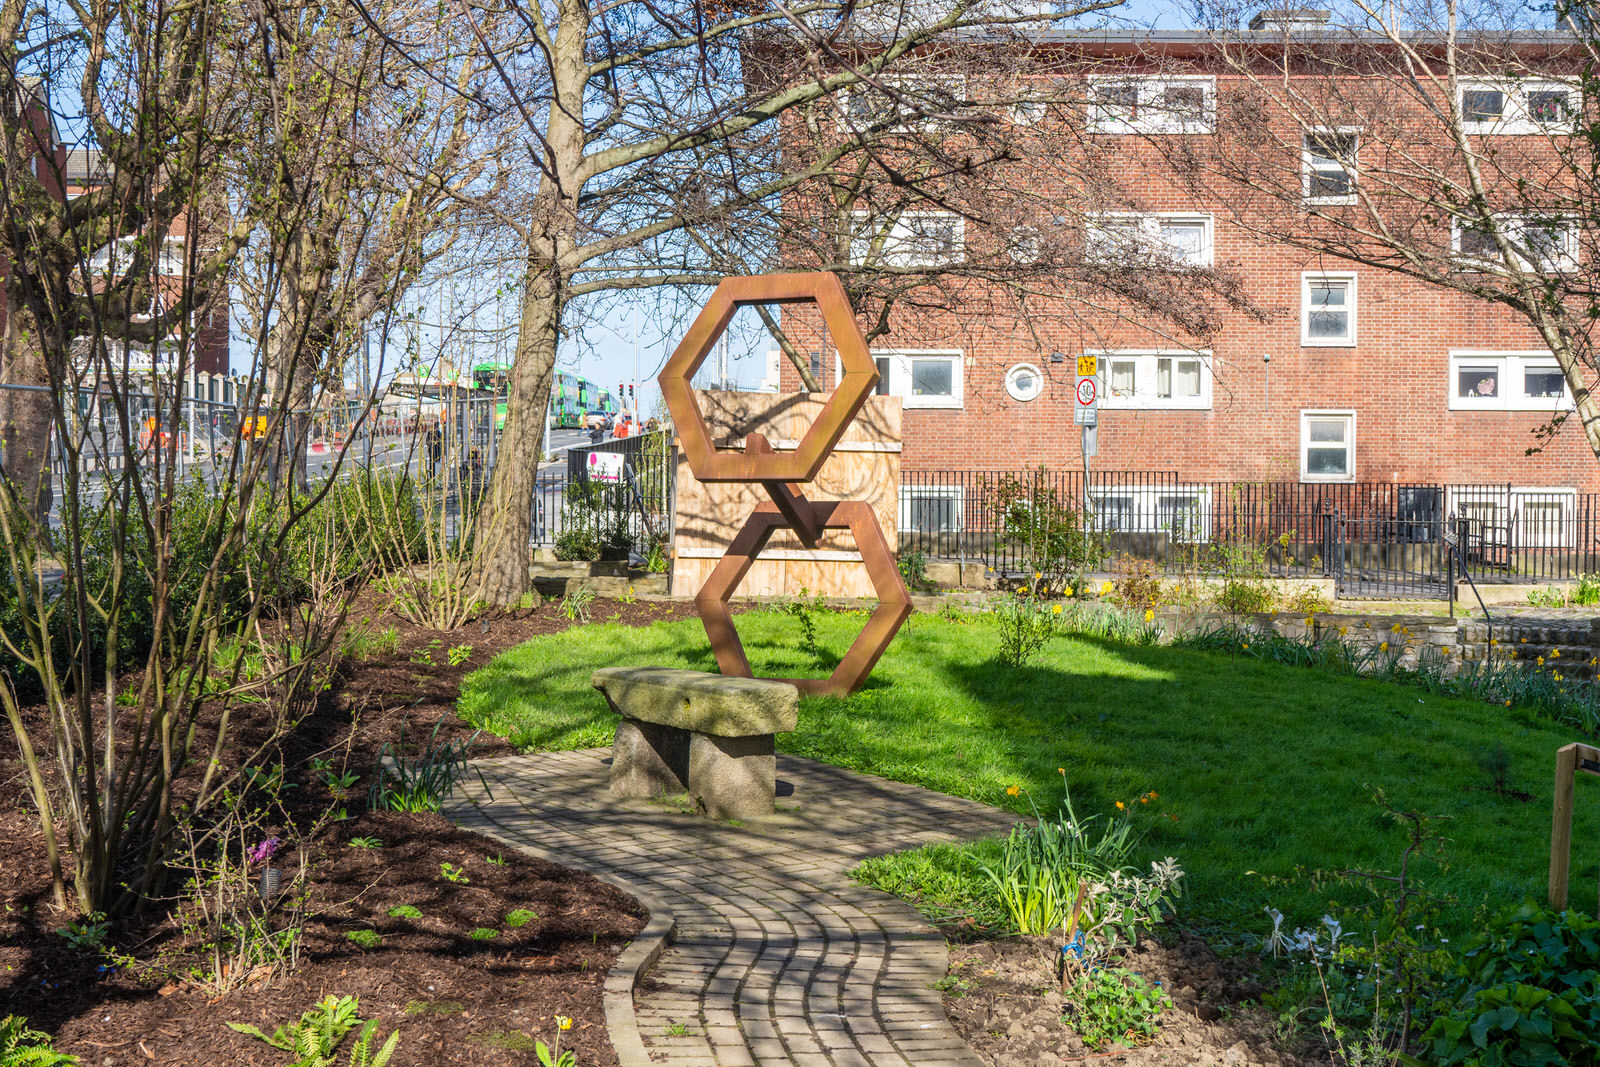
<box><xmin>671</xmin><ymin>390</ymin><xmax>901</xmax><ymax>598</ymax></box>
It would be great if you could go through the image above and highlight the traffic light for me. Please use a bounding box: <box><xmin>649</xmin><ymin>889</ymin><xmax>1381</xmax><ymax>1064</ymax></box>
<box><xmin>628</xmin><ymin>384</ymin><xmax>635</xmax><ymax>399</ymax></box>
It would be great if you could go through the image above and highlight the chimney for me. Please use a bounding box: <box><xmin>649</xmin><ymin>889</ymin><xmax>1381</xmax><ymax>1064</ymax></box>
<box><xmin>1247</xmin><ymin>7</ymin><xmax>1332</xmax><ymax>31</ymax></box>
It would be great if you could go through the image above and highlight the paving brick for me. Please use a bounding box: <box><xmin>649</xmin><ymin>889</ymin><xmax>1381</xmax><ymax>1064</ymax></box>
<box><xmin>449</xmin><ymin>749</ymin><xmax>1012</xmax><ymax>1066</ymax></box>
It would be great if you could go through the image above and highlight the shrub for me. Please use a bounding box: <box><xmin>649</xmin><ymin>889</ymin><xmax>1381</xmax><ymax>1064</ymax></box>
<box><xmin>992</xmin><ymin>595</ymin><xmax>1056</xmax><ymax>668</ymax></box>
<box><xmin>1064</xmin><ymin>967</ymin><xmax>1172</xmax><ymax>1050</ymax></box>
<box><xmin>1284</xmin><ymin>585</ymin><xmax>1335</xmax><ymax>615</ymax></box>
<box><xmin>1422</xmin><ymin>901</ymin><xmax>1600</xmax><ymax>1066</ymax></box>
<box><xmin>553</xmin><ymin>528</ymin><xmax>600</xmax><ymax>562</ymax></box>
<box><xmin>897</xmin><ymin>550</ymin><xmax>931</xmax><ymax>591</ymax></box>
<box><xmin>1109</xmin><ymin>555</ymin><xmax>1163</xmax><ymax>612</ymax></box>
<box><xmin>1214</xmin><ymin>537</ymin><xmax>1275</xmax><ymax>615</ymax></box>
<box><xmin>1575</xmin><ymin>573</ymin><xmax>1600</xmax><ymax>607</ymax></box>
<box><xmin>983</xmin><ymin>467</ymin><xmax>1100</xmax><ymax>594</ymax></box>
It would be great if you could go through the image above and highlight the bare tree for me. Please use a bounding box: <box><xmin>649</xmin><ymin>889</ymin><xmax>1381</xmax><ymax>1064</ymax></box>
<box><xmin>1176</xmin><ymin>1</ymin><xmax>1600</xmax><ymax>459</ymax></box>
<box><xmin>403</xmin><ymin>0</ymin><xmax>1194</xmax><ymax>605</ymax></box>
<box><xmin>234</xmin><ymin>0</ymin><xmax>501</xmax><ymax>496</ymax></box>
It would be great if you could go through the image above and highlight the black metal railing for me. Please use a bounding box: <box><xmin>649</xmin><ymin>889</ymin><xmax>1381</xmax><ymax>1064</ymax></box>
<box><xmin>897</xmin><ymin>471</ymin><xmax>1600</xmax><ymax>589</ymax></box>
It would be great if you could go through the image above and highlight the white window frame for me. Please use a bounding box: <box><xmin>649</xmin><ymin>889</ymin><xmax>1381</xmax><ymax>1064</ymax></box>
<box><xmin>1086</xmin><ymin>212</ymin><xmax>1213</xmax><ymax>267</ymax></box>
<box><xmin>1446</xmin><ymin>486</ymin><xmax>1577</xmax><ymax>549</ymax></box>
<box><xmin>1088</xmin><ymin>75</ymin><xmax>1216</xmax><ymax>134</ymax></box>
<box><xmin>850</xmin><ymin>210</ymin><xmax>965</xmax><ymax>268</ymax></box>
<box><xmin>899</xmin><ymin>484</ymin><xmax>965</xmax><ymax>534</ymax></box>
<box><xmin>1004</xmin><ymin>362</ymin><xmax>1044</xmax><ymax>402</ymax></box>
<box><xmin>1090</xmin><ymin>349</ymin><xmax>1212</xmax><ymax>410</ymax></box>
<box><xmin>1447</xmin><ymin>350</ymin><xmax>1573</xmax><ymax>411</ymax></box>
<box><xmin>1451</xmin><ymin>214</ymin><xmax>1579</xmax><ymax>273</ymax></box>
<box><xmin>1090</xmin><ymin>485</ymin><xmax>1213</xmax><ymax>542</ymax></box>
<box><xmin>870</xmin><ymin>348</ymin><xmax>963</xmax><ymax>409</ymax></box>
<box><xmin>1300</xmin><ymin>409</ymin><xmax>1356</xmax><ymax>482</ymax></box>
<box><xmin>1302</xmin><ymin>128</ymin><xmax>1360</xmax><ymax>205</ymax></box>
<box><xmin>1300</xmin><ymin>272</ymin><xmax>1357</xmax><ymax>347</ymax></box>
<box><xmin>1459</xmin><ymin>79</ymin><xmax>1577</xmax><ymax>135</ymax></box>
<box><xmin>839</xmin><ymin>74</ymin><xmax>967</xmax><ymax>133</ymax></box>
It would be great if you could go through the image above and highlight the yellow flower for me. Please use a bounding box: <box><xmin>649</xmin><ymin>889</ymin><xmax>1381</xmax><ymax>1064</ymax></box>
<box><xmin>1035</xmin><ymin>571</ymin><xmax>1042</xmax><ymax>581</ymax></box>
<box><xmin>1505</xmin><ymin>699</ymin><xmax>1513</xmax><ymax>707</ymax></box>
<box><xmin>1304</xmin><ymin>617</ymin><xmax>1313</xmax><ymax>626</ymax></box>
<box><xmin>1391</xmin><ymin>623</ymin><xmax>1402</xmax><ymax>633</ymax></box>
<box><xmin>1538</xmin><ymin>656</ymin><xmax>1545</xmax><ymax>666</ymax></box>
<box><xmin>557</xmin><ymin>1016</ymin><xmax>573</xmax><ymax>1031</ymax></box>
<box><xmin>1521</xmin><ymin>637</ymin><xmax>1528</xmax><ymax>643</ymax></box>
<box><xmin>1006</xmin><ymin>785</ymin><xmax>1020</xmax><ymax>796</ymax></box>
<box><xmin>1140</xmin><ymin>796</ymin><xmax>1149</xmax><ymax>803</ymax></box>
<box><xmin>1149</xmin><ymin>791</ymin><xmax>1159</xmax><ymax>798</ymax></box>
<box><xmin>1052</xmin><ymin>604</ymin><xmax>1063</xmax><ymax>615</ymax></box>
<box><xmin>1057</xmin><ymin>767</ymin><xmax>1065</xmax><ymax>775</ymax></box>
<box><xmin>1116</xmin><ymin>801</ymin><xmax>1125</xmax><ymax>810</ymax></box>
<box><xmin>1064</xmin><ymin>585</ymin><xmax>1074</xmax><ymax>597</ymax></box>
<box><xmin>1555</xmin><ymin>673</ymin><xmax>1564</xmax><ymax>682</ymax></box>
<box><xmin>1490</xmin><ymin>638</ymin><xmax>1499</xmax><ymax>646</ymax></box>
<box><xmin>1380</xmin><ymin>641</ymin><xmax>1389</xmax><ymax>652</ymax></box>
<box><xmin>1242</xmin><ymin>642</ymin><xmax>1250</xmax><ymax>650</ymax></box>
<box><xmin>1144</xmin><ymin>609</ymin><xmax>1155</xmax><ymax>623</ymax></box>
<box><xmin>1101</xmin><ymin>580</ymin><xmax>1113</xmax><ymax>594</ymax></box>
<box><xmin>1551</xmin><ymin>648</ymin><xmax>1560</xmax><ymax>658</ymax></box>
<box><xmin>1339</xmin><ymin>626</ymin><xmax>1348</xmax><ymax>636</ymax></box>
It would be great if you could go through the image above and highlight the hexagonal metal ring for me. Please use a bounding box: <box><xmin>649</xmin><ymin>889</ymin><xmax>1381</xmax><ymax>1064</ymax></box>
<box><xmin>694</xmin><ymin>500</ymin><xmax>911</xmax><ymax>696</ymax></box>
<box><xmin>659</xmin><ymin>272</ymin><xmax>879</xmax><ymax>484</ymax></box>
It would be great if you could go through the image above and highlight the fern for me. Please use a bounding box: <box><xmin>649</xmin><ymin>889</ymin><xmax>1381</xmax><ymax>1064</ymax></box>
<box><xmin>0</xmin><ymin>1016</ymin><xmax>79</xmax><ymax>1067</ymax></box>
<box><xmin>227</xmin><ymin>996</ymin><xmax>399</xmax><ymax>1067</ymax></box>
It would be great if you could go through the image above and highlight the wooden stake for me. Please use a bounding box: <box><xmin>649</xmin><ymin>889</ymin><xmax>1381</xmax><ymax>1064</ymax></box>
<box><xmin>1550</xmin><ymin>744</ymin><xmax>1579</xmax><ymax>912</ymax></box>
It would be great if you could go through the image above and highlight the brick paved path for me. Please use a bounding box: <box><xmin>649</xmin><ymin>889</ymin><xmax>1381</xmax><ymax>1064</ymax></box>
<box><xmin>448</xmin><ymin>749</ymin><xmax>1016</xmax><ymax>1067</ymax></box>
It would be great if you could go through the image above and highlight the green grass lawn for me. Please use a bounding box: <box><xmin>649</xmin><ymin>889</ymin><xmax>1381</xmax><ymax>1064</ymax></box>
<box><xmin>456</xmin><ymin>609</ymin><xmax>1598</xmax><ymax>937</ymax></box>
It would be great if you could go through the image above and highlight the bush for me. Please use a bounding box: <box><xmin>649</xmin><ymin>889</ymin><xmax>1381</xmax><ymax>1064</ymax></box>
<box><xmin>1109</xmin><ymin>555</ymin><xmax>1162</xmax><ymax>612</ymax></box>
<box><xmin>983</xmin><ymin>467</ymin><xmax>1100</xmax><ymax>594</ymax></box>
<box><xmin>992</xmin><ymin>595</ymin><xmax>1056</xmax><ymax>668</ymax></box>
<box><xmin>1421</xmin><ymin>901</ymin><xmax>1600</xmax><ymax>1066</ymax></box>
<box><xmin>554</xmin><ymin>528</ymin><xmax>601</xmax><ymax>562</ymax></box>
<box><xmin>897</xmin><ymin>550</ymin><xmax>931</xmax><ymax>591</ymax></box>
<box><xmin>0</xmin><ymin>1015</ymin><xmax>79</xmax><ymax>1066</ymax></box>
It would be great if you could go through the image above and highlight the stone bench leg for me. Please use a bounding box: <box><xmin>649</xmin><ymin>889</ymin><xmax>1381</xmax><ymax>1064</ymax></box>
<box><xmin>689</xmin><ymin>733</ymin><xmax>775</xmax><ymax>820</ymax></box>
<box><xmin>611</xmin><ymin>719</ymin><xmax>690</xmax><ymax>798</ymax></box>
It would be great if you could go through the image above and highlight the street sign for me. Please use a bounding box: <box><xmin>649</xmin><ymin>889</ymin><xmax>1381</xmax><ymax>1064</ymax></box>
<box><xmin>1074</xmin><ymin>360</ymin><xmax>1099</xmax><ymax>426</ymax></box>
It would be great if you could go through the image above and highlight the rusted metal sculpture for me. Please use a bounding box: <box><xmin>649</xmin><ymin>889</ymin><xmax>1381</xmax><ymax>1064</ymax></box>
<box><xmin>660</xmin><ymin>273</ymin><xmax>911</xmax><ymax>696</ymax></box>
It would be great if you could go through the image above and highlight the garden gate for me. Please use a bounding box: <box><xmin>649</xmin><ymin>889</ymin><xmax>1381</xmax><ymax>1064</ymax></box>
<box><xmin>1320</xmin><ymin>504</ymin><xmax>1449</xmax><ymax>600</ymax></box>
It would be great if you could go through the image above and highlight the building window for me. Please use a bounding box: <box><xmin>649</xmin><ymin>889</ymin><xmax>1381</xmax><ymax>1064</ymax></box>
<box><xmin>1086</xmin><ymin>213</ymin><xmax>1213</xmax><ymax>266</ymax></box>
<box><xmin>1008</xmin><ymin>225</ymin><xmax>1041</xmax><ymax>264</ymax></box>
<box><xmin>1459</xmin><ymin>79</ymin><xmax>1576</xmax><ymax>133</ymax></box>
<box><xmin>874</xmin><ymin>355</ymin><xmax>891</xmax><ymax>396</ymax></box>
<box><xmin>1088</xmin><ymin>76</ymin><xmax>1216</xmax><ymax>134</ymax></box>
<box><xmin>1303</xmin><ymin>130</ymin><xmax>1359</xmax><ymax>203</ymax></box>
<box><xmin>1301</xmin><ymin>273</ymin><xmax>1357</xmax><ymax>346</ymax></box>
<box><xmin>1300</xmin><ymin>410</ymin><xmax>1355</xmax><ymax>481</ymax></box>
<box><xmin>840</xmin><ymin>74</ymin><xmax>966</xmax><ymax>133</ymax></box>
<box><xmin>899</xmin><ymin>484</ymin><xmax>964</xmax><ymax>533</ymax></box>
<box><xmin>870</xmin><ymin>349</ymin><xmax>963</xmax><ymax>409</ymax></box>
<box><xmin>1090</xmin><ymin>350</ymin><xmax>1212</xmax><ymax>409</ymax></box>
<box><xmin>1091</xmin><ymin>485</ymin><xmax>1212</xmax><ymax>541</ymax></box>
<box><xmin>1004</xmin><ymin>362</ymin><xmax>1044</xmax><ymax>402</ymax></box>
<box><xmin>1448</xmin><ymin>351</ymin><xmax>1572</xmax><ymax>411</ymax></box>
<box><xmin>850</xmin><ymin>211</ymin><xmax>965</xmax><ymax>268</ymax></box>
<box><xmin>1453</xmin><ymin>214</ymin><xmax>1577</xmax><ymax>272</ymax></box>
<box><xmin>1447</xmin><ymin>486</ymin><xmax>1577</xmax><ymax>548</ymax></box>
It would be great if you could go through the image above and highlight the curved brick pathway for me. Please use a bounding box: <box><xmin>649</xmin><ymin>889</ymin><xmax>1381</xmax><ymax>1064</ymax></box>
<box><xmin>447</xmin><ymin>749</ymin><xmax>1015</xmax><ymax>1067</ymax></box>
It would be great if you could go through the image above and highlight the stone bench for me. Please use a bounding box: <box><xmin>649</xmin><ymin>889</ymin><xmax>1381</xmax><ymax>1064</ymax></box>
<box><xmin>592</xmin><ymin>667</ymin><xmax>798</xmax><ymax>819</ymax></box>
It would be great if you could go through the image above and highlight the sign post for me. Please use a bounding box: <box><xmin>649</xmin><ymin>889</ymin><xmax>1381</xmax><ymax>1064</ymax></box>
<box><xmin>1075</xmin><ymin>354</ymin><xmax>1098</xmax><ymax>456</ymax></box>
<box><xmin>1550</xmin><ymin>742</ymin><xmax>1600</xmax><ymax>914</ymax></box>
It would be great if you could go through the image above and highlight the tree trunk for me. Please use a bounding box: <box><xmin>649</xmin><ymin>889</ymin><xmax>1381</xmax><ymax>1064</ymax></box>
<box><xmin>476</xmin><ymin>262</ymin><xmax>562</xmax><ymax>605</ymax></box>
<box><xmin>0</xmin><ymin>296</ymin><xmax>56</xmax><ymax>535</ymax></box>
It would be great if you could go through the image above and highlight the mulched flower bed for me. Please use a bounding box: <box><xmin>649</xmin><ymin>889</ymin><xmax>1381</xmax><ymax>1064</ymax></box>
<box><xmin>941</xmin><ymin>933</ymin><xmax>1321</xmax><ymax>1067</ymax></box>
<box><xmin>0</xmin><ymin>595</ymin><xmax>693</xmax><ymax>1065</ymax></box>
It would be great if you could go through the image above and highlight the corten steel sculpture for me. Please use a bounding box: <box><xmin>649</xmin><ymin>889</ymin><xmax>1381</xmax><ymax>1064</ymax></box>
<box><xmin>659</xmin><ymin>273</ymin><xmax>911</xmax><ymax>696</ymax></box>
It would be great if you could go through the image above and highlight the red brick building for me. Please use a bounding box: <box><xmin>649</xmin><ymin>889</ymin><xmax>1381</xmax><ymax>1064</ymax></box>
<box><xmin>768</xmin><ymin>18</ymin><xmax>1599</xmax><ymax>555</ymax></box>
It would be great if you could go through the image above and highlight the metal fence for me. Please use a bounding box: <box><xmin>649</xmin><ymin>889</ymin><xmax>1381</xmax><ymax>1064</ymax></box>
<box><xmin>898</xmin><ymin>470</ymin><xmax>1600</xmax><ymax>597</ymax></box>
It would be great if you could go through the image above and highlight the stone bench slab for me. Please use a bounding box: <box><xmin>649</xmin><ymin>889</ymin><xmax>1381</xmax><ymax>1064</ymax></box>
<box><xmin>592</xmin><ymin>667</ymin><xmax>799</xmax><ymax>736</ymax></box>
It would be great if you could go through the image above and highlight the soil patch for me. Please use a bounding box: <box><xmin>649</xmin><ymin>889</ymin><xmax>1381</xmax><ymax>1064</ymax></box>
<box><xmin>0</xmin><ymin>596</ymin><xmax>685</xmax><ymax>1064</ymax></box>
<box><xmin>942</xmin><ymin>933</ymin><xmax>1320</xmax><ymax>1067</ymax></box>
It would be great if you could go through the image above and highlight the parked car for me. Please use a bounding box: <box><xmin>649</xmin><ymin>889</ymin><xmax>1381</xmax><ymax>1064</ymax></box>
<box><xmin>584</xmin><ymin>410</ymin><xmax>613</xmax><ymax>430</ymax></box>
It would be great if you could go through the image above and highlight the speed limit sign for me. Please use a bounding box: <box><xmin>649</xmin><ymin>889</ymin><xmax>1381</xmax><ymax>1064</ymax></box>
<box><xmin>1075</xmin><ymin>362</ymin><xmax>1098</xmax><ymax>426</ymax></box>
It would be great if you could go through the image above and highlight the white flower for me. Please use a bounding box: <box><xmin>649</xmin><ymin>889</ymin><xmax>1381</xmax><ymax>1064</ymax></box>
<box><xmin>1321</xmin><ymin>915</ymin><xmax>1343</xmax><ymax>950</ymax></box>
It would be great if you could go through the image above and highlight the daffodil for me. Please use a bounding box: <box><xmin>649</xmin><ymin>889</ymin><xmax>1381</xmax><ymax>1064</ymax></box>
<box><xmin>1538</xmin><ymin>656</ymin><xmax>1545</xmax><ymax>666</ymax></box>
<box><xmin>1380</xmin><ymin>641</ymin><xmax>1389</xmax><ymax>652</ymax></box>
<box><xmin>1144</xmin><ymin>609</ymin><xmax>1155</xmax><ymax>623</ymax></box>
<box><xmin>1006</xmin><ymin>784</ymin><xmax>1020</xmax><ymax>796</ymax></box>
<box><xmin>1555</xmin><ymin>672</ymin><xmax>1564</xmax><ymax>682</ymax></box>
<box><xmin>1551</xmin><ymin>648</ymin><xmax>1561</xmax><ymax>658</ymax></box>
